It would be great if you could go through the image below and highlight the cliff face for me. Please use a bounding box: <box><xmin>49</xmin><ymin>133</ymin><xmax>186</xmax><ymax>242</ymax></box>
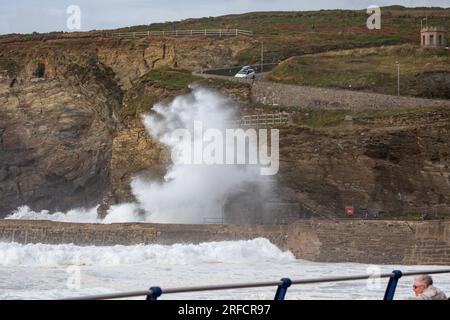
<box><xmin>0</xmin><ymin>36</ymin><xmax>255</xmax><ymax>217</ymax></box>
<box><xmin>277</xmin><ymin>122</ymin><xmax>450</xmax><ymax>219</ymax></box>
<box><xmin>1</xmin><ymin>37</ymin><xmax>253</xmax><ymax>88</ymax></box>
<box><xmin>1</xmin><ymin>35</ymin><xmax>450</xmax><ymax>220</ymax></box>
<box><xmin>0</xmin><ymin>80</ymin><xmax>112</xmax><ymax>214</ymax></box>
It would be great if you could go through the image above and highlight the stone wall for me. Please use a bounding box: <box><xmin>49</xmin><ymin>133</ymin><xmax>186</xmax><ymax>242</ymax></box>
<box><xmin>252</xmin><ymin>81</ymin><xmax>450</xmax><ymax>110</ymax></box>
<box><xmin>0</xmin><ymin>219</ymin><xmax>449</xmax><ymax>265</ymax></box>
<box><xmin>286</xmin><ymin>220</ymin><xmax>450</xmax><ymax>265</ymax></box>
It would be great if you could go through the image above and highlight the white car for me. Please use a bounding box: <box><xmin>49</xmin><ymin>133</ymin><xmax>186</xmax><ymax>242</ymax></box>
<box><xmin>234</xmin><ymin>66</ymin><xmax>256</xmax><ymax>78</ymax></box>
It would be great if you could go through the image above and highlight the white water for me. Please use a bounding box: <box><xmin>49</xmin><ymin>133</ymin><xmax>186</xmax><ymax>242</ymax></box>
<box><xmin>5</xmin><ymin>204</ymin><xmax>144</xmax><ymax>224</ymax></box>
<box><xmin>6</xmin><ymin>206</ymin><xmax>100</xmax><ymax>223</ymax></box>
<box><xmin>6</xmin><ymin>87</ymin><xmax>272</xmax><ymax>224</ymax></box>
<box><xmin>0</xmin><ymin>238</ymin><xmax>449</xmax><ymax>300</ymax></box>
<box><xmin>3</xmin><ymin>88</ymin><xmax>449</xmax><ymax>300</ymax></box>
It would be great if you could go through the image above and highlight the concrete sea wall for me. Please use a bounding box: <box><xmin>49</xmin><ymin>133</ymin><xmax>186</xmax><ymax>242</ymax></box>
<box><xmin>0</xmin><ymin>219</ymin><xmax>449</xmax><ymax>265</ymax></box>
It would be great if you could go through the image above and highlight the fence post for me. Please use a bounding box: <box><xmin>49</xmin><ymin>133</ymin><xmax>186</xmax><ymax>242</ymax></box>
<box><xmin>383</xmin><ymin>270</ymin><xmax>403</xmax><ymax>300</ymax></box>
<box><xmin>274</xmin><ymin>278</ymin><xmax>292</xmax><ymax>300</ymax></box>
<box><xmin>146</xmin><ymin>287</ymin><xmax>162</xmax><ymax>301</ymax></box>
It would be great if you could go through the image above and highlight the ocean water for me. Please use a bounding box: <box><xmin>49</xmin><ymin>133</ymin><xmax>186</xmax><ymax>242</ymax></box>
<box><xmin>3</xmin><ymin>80</ymin><xmax>448</xmax><ymax>300</ymax></box>
<box><xmin>0</xmin><ymin>238</ymin><xmax>449</xmax><ymax>300</ymax></box>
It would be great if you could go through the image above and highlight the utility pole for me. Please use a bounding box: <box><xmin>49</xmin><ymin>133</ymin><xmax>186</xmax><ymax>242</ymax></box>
<box><xmin>261</xmin><ymin>40</ymin><xmax>264</xmax><ymax>74</ymax></box>
<box><xmin>396</xmin><ymin>61</ymin><xmax>400</xmax><ymax>97</ymax></box>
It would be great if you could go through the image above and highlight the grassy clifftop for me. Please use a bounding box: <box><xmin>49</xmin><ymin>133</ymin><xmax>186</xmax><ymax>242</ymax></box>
<box><xmin>266</xmin><ymin>45</ymin><xmax>450</xmax><ymax>98</ymax></box>
<box><xmin>2</xmin><ymin>6</ymin><xmax>449</xmax><ymax>67</ymax></box>
<box><xmin>117</xmin><ymin>6</ymin><xmax>450</xmax><ymax>63</ymax></box>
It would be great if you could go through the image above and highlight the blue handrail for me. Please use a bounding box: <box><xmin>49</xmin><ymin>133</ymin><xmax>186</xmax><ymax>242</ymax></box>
<box><xmin>383</xmin><ymin>270</ymin><xmax>403</xmax><ymax>300</ymax></box>
<box><xmin>274</xmin><ymin>278</ymin><xmax>292</xmax><ymax>300</ymax></box>
<box><xmin>62</xmin><ymin>268</ymin><xmax>450</xmax><ymax>300</ymax></box>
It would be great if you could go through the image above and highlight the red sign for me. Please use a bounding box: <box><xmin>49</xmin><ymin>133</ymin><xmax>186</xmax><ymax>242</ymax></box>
<box><xmin>345</xmin><ymin>206</ymin><xmax>354</xmax><ymax>216</ymax></box>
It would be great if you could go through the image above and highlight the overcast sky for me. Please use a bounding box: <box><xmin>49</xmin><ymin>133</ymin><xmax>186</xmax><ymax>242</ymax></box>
<box><xmin>0</xmin><ymin>0</ymin><xmax>448</xmax><ymax>35</ymax></box>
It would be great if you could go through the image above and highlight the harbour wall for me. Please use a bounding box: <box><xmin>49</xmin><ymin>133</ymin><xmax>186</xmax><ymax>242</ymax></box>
<box><xmin>0</xmin><ymin>219</ymin><xmax>449</xmax><ymax>265</ymax></box>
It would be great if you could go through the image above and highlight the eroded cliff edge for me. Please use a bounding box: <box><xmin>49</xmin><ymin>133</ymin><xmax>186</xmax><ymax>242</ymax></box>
<box><xmin>1</xmin><ymin>35</ymin><xmax>450</xmax><ymax>220</ymax></box>
<box><xmin>0</xmin><ymin>36</ymin><xmax>254</xmax><ymax>216</ymax></box>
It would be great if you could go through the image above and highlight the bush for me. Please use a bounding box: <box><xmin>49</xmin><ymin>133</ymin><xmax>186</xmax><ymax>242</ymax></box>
<box><xmin>422</xmin><ymin>72</ymin><xmax>450</xmax><ymax>99</ymax></box>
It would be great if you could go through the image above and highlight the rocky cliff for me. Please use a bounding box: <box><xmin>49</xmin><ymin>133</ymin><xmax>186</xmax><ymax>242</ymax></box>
<box><xmin>1</xmin><ymin>35</ymin><xmax>450</xmax><ymax>220</ymax></box>
<box><xmin>0</xmin><ymin>36</ymin><xmax>255</xmax><ymax>217</ymax></box>
<box><xmin>0</xmin><ymin>79</ymin><xmax>112</xmax><ymax>214</ymax></box>
<box><xmin>277</xmin><ymin>119</ymin><xmax>450</xmax><ymax>219</ymax></box>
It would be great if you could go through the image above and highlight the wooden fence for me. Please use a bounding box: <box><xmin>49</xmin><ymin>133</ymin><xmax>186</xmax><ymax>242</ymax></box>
<box><xmin>228</xmin><ymin>113</ymin><xmax>291</xmax><ymax>128</ymax></box>
<box><xmin>114</xmin><ymin>29</ymin><xmax>253</xmax><ymax>38</ymax></box>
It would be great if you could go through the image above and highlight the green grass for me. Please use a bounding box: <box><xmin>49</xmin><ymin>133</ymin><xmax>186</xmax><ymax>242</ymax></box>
<box><xmin>115</xmin><ymin>7</ymin><xmax>450</xmax><ymax>36</ymax></box>
<box><xmin>3</xmin><ymin>6</ymin><xmax>450</xmax><ymax>72</ymax></box>
<box><xmin>120</xmin><ymin>68</ymin><xmax>203</xmax><ymax>121</ymax></box>
<box><xmin>193</xmin><ymin>77</ymin><xmax>250</xmax><ymax>90</ymax></box>
<box><xmin>113</xmin><ymin>6</ymin><xmax>450</xmax><ymax>64</ymax></box>
<box><xmin>142</xmin><ymin>68</ymin><xmax>200</xmax><ymax>90</ymax></box>
<box><xmin>293</xmin><ymin>110</ymin><xmax>350</xmax><ymax>128</ymax></box>
<box><xmin>266</xmin><ymin>45</ymin><xmax>450</xmax><ymax>98</ymax></box>
<box><xmin>121</xmin><ymin>93</ymin><xmax>157</xmax><ymax>119</ymax></box>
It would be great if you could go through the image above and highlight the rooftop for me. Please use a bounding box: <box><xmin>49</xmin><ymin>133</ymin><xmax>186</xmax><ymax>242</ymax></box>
<box><xmin>421</xmin><ymin>26</ymin><xmax>447</xmax><ymax>33</ymax></box>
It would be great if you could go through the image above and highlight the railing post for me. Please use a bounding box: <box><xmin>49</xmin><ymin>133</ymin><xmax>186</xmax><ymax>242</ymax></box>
<box><xmin>383</xmin><ymin>270</ymin><xmax>403</xmax><ymax>300</ymax></box>
<box><xmin>274</xmin><ymin>278</ymin><xmax>292</xmax><ymax>300</ymax></box>
<box><xmin>146</xmin><ymin>287</ymin><xmax>162</xmax><ymax>301</ymax></box>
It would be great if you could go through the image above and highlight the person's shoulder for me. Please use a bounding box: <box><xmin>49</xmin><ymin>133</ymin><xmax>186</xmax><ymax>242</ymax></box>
<box><xmin>424</xmin><ymin>286</ymin><xmax>447</xmax><ymax>300</ymax></box>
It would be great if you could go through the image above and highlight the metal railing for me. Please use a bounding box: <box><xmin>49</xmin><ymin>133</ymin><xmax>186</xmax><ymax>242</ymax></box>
<box><xmin>114</xmin><ymin>29</ymin><xmax>253</xmax><ymax>38</ymax></box>
<box><xmin>62</xmin><ymin>269</ymin><xmax>450</xmax><ymax>300</ymax></box>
